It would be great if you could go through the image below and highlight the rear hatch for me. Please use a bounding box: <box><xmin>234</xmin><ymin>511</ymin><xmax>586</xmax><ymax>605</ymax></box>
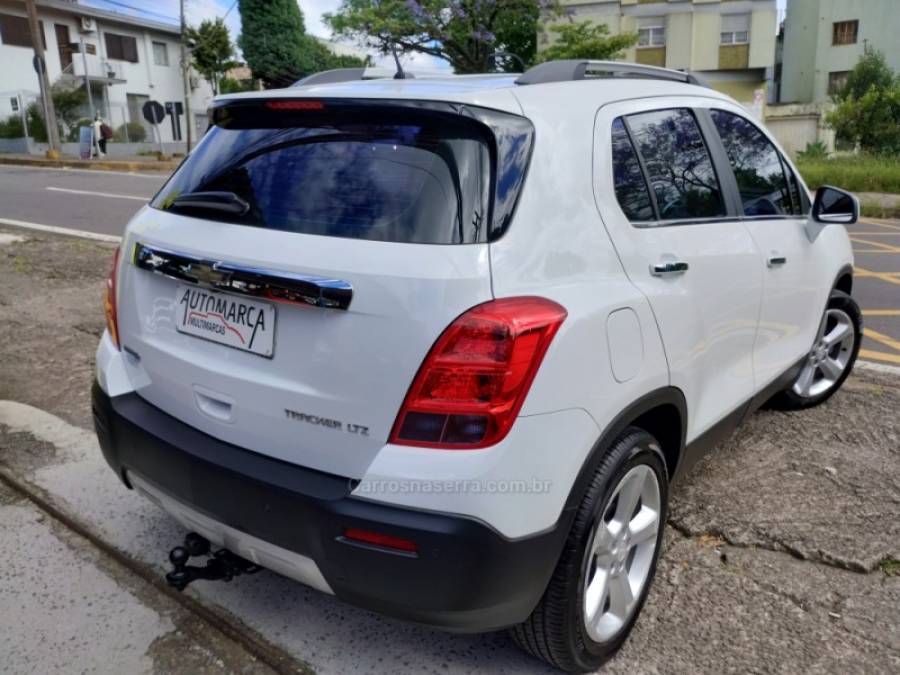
<box><xmin>115</xmin><ymin>96</ymin><xmax>532</xmax><ymax>478</ymax></box>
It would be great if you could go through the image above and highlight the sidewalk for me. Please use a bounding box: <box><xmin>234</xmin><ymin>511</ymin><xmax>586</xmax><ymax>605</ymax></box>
<box><xmin>0</xmin><ymin>153</ymin><xmax>178</xmax><ymax>173</ymax></box>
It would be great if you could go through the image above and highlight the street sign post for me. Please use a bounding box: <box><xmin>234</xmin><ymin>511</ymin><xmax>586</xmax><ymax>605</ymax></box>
<box><xmin>142</xmin><ymin>100</ymin><xmax>166</xmax><ymax>156</ymax></box>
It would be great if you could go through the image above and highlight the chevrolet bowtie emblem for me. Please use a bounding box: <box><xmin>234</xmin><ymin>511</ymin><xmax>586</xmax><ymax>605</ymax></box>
<box><xmin>190</xmin><ymin>263</ymin><xmax>230</xmax><ymax>286</ymax></box>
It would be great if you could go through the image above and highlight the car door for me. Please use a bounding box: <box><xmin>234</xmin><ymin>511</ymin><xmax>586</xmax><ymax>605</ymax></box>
<box><xmin>593</xmin><ymin>100</ymin><xmax>763</xmax><ymax>443</ymax></box>
<box><xmin>705</xmin><ymin>107</ymin><xmax>821</xmax><ymax>389</ymax></box>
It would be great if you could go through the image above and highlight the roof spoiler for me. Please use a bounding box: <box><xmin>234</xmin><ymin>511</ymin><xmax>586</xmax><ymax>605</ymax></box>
<box><xmin>292</xmin><ymin>67</ymin><xmax>417</xmax><ymax>88</ymax></box>
<box><xmin>515</xmin><ymin>60</ymin><xmax>708</xmax><ymax>87</ymax></box>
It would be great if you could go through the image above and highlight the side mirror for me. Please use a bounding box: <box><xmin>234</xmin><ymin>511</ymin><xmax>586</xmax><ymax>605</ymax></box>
<box><xmin>812</xmin><ymin>186</ymin><xmax>859</xmax><ymax>225</ymax></box>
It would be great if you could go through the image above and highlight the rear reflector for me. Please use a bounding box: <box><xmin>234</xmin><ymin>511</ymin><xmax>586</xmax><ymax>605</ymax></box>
<box><xmin>390</xmin><ymin>297</ymin><xmax>567</xmax><ymax>449</ymax></box>
<box><xmin>104</xmin><ymin>247</ymin><xmax>121</xmax><ymax>350</ymax></box>
<box><xmin>342</xmin><ymin>528</ymin><xmax>418</xmax><ymax>554</ymax></box>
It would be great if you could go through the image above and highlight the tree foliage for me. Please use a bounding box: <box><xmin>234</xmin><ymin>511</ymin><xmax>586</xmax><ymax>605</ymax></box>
<box><xmin>238</xmin><ymin>0</ymin><xmax>366</xmax><ymax>88</ymax></box>
<box><xmin>827</xmin><ymin>48</ymin><xmax>900</xmax><ymax>154</ymax></box>
<box><xmin>326</xmin><ymin>0</ymin><xmax>561</xmax><ymax>74</ymax></box>
<box><xmin>186</xmin><ymin>18</ymin><xmax>238</xmax><ymax>95</ymax></box>
<box><xmin>537</xmin><ymin>20</ymin><xmax>637</xmax><ymax>62</ymax></box>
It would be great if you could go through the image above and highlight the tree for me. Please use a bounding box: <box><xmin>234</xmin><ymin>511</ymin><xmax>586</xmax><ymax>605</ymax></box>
<box><xmin>537</xmin><ymin>20</ymin><xmax>637</xmax><ymax>62</ymax></box>
<box><xmin>827</xmin><ymin>47</ymin><xmax>900</xmax><ymax>154</ymax></box>
<box><xmin>238</xmin><ymin>0</ymin><xmax>367</xmax><ymax>88</ymax></box>
<box><xmin>186</xmin><ymin>18</ymin><xmax>238</xmax><ymax>95</ymax></box>
<box><xmin>325</xmin><ymin>0</ymin><xmax>561</xmax><ymax>74</ymax></box>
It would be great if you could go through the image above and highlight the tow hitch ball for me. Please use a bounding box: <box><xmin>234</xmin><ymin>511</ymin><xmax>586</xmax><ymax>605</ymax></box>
<box><xmin>165</xmin><ymin>532</ymin><xmax>262</xmax><ymax>591</ymax></box>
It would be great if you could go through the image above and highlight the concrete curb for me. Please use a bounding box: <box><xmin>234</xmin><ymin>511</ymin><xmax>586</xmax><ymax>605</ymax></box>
<box><xmin>0</xmin><ymin>464</ymin><xmax>310</xmax><ymax>675</ymax></box>
<box><xmin>0</xmin><ymin>155</ymin><xmax>177</xmax><ymax>173</ymax></box>
<box><xmin>856</xmin><ymin>359</ymin><xmax>900</xmax><ymax>377</ymax></box>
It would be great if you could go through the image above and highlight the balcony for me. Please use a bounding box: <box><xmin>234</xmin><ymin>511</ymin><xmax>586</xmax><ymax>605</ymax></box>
<box><xmin>60</xmin><ymin>56</ymin><xmax>127</xmax><ymax>85</ymax></box>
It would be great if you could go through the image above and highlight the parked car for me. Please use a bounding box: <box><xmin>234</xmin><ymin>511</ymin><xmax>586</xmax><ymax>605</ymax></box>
<box><xmin>92</xmin><ymin>60</ymin><xmax>862</xmax><ymax>672</ymax></box>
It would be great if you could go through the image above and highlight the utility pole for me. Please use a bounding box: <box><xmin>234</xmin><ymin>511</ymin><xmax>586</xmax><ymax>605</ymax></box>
<box><xmin>80</xmin><ymin>37</ymin><xmax>96</xmax><ymax>122</ymax></box>
<box><xmin>180</xmin><ymin>0</ymin><xmax>193</xmax><ymax>153</ymax></box>
<box><xmin>25</xmin><ymin>0</ymin><xmax>61</xmax><ymax>156</ymax></box>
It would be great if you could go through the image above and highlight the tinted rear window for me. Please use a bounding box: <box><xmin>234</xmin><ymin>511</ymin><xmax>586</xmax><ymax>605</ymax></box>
<box><xmin>152</xmin><ymin>106</ymin><xmax>492</xmax><ymax>244</ymax></box>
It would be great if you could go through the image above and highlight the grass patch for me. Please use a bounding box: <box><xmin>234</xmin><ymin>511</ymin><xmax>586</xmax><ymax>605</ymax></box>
<box><xmin>880</xmin><ymin>558</ymin><xmax>900</xmax><ymax>577</ymax></box>
<box><xmin>797</xmin><ymin>155</ymin><xmax>900</xmax><ymax>195</ymax></box>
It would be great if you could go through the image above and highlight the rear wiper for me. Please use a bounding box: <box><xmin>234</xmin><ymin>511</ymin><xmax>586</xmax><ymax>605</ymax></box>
<box><xmin>167</xmin><ymin>191</ymin><xmax>250</xmax><ymax>217</ymax></box>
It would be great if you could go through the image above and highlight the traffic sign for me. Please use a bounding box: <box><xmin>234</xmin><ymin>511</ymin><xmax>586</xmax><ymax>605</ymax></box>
<box><xmin>142</xmin><ymin>100</ymin><xmax>166</xmax><ymax>125</ymax></box>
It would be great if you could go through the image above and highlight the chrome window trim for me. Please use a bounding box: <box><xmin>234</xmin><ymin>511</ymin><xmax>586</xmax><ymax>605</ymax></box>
<box><xmin>132</xmin><ymin>242</ymin><xmax>353</xmax><ymax>311</ymax></box>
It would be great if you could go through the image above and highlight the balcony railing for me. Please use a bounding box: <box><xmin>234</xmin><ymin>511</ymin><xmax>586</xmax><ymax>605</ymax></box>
<box><xmin>61</xmin><ymin>57</ymin><xmax>126</xmax><ymax>83</ymax></box>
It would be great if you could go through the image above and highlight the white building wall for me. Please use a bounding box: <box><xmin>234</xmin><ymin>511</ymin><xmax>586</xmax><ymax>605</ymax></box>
<box><xmin>0</xmin><ymin>1</ymin><xmax>212</xmax><ymax>145</ymax></box>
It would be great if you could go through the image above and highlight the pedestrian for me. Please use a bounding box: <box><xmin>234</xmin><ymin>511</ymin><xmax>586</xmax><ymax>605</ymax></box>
<box><xmin>93</xmin><ymin>114</ymin><xmax>113</xmax><ymax>158</ymax></box>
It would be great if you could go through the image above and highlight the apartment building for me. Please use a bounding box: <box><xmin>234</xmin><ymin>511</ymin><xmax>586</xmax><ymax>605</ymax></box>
<box><xmin>552</xmin><ymin>0</ymin><xmax>778</xmax><ymax>112</ymax></box>
<box><xmin>0</xmin><ymin>0</ymin><xmax>213</xmax><ymax>145</ymax></box>
<box><xmin>777</xmin><ymin>0</ymin><xmax>900</xmax><ymax>104</ymax></box>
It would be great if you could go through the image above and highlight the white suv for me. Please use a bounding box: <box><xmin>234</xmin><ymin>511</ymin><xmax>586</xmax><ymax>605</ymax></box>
<box><xmin>93</xmin><ymin>61</ymin><xmax>862</xmax><ymax>672</ymax></box>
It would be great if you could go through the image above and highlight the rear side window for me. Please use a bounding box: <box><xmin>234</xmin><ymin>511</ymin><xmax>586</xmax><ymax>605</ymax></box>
<box><xmin>611</xmin><ymin>118</ymin><xmax>654</xmax><ymax>222</ymax></box>
<box><xmin>626</xmin><ymin>109</ymin><xmax>726</xmax><ymax>221</ymax></box>
<box><xmin>151</xmin><ymin>102</ymin><xmax>529</xmax><ymax>244</ymax></box>
<box><xmin>710</xmin><ymin>109</ymin><xmax>797</xmax><ymax>216</ymax></box>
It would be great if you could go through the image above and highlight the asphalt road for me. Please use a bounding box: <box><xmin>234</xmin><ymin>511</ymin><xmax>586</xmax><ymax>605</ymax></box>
<box><xmin>0</xmin><ymin>164</ymin><xmax>164</xmax><ymax>237</ymax></box>
<box><xmin>0</xmin><ymin>163</ymin><xmax>897</xmax><ymax>364</ymax></box>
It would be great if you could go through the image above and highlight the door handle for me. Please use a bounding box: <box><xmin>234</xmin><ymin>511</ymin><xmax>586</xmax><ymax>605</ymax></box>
<box><xmin>650</xmin><ymin>261</ymin><xmax>689</xmax><ymax>277</ymax></box>
<box><xmin>767</xmin><ymin>255</ymin><xmax>788</xmax><ymax>268</ymax></box>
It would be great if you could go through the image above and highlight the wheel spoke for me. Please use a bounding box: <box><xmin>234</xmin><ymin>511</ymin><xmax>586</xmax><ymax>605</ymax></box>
<box><xmin>613</xmin><ymin>473</ymin><xmax>642</xmax><ymax>524</ymax></box>
<box><xmin>606</xmin><ymin>570</ymin><xmax>634</xmax><ymax>620</ymax></box>
<box><xmin>584</xmin><ymin>568</ymin><xmax>609</xmax><ymax>623</ymax></box>
<box><xmin>820</xmin><ymin>357</ymin><xmax>843</xmax><ymax>382</ymax></box>
<box><xmin>591</xmin><ymin>520</ymin><xmax>616</xmax><ymax>556</ymax></box>
<box><xmin>628</xmin><ymin>506</ymin><xmax>659</xmax><ymax>545</ymax></box>
<box><xmin>794</xmin><ymin>362</ymin><xmax>816</xmax><ymax>396</ymax></box>
<box><xmin>823</xmin><ymin>321</ymin><xmax>851</xmax><ymax>347</ymax></box>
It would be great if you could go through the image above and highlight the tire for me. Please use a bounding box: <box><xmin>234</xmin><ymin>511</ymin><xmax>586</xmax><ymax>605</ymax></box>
<box><xmin>510</xmin><ymin>428</ymin><xmax>668</xmax><ymax>672</ymax></box>
<box><xmin>770</xmin><ymin>290</ymin><xmax>862</xmax><ymax>410</ymax></box>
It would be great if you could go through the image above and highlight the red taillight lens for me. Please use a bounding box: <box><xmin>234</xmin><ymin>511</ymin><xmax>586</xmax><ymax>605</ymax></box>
<box><xmin>390</xmin><ymin>297</ymin><xmax>567</xmax><ymax>449</ymax></box>
<box><xmin>104</xmin><ymin>247</ymin><xmax>121</xmax><ymax>350</ymax></box>
<box><xmin>342</xmin><ymin>528</ymin><xmax>418</xmax><ymax>554</ymax></box>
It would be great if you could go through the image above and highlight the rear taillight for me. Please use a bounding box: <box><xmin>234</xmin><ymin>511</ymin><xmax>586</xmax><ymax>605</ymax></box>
<box><xmin>390</xmin><ymin>297</ymin><xmax>567</xmax><ymax>449</ymax></box>
<box><xmin>104</xmin><ymin>247</ymin><xmax>121</xmax><ymax>349</ymax></box>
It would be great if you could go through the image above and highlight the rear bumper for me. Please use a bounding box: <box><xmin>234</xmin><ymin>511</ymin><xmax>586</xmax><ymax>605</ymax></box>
<box><xmin>92</xmin><ymin>381</ymin><xmax>569</xmax><ymax>631</ymax></box>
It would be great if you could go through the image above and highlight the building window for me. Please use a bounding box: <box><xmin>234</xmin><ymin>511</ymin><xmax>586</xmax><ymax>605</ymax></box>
<box><xmin>721</xmin><ymin>14</ymin><xmax>750</xmax><ymax>44</ymax></box>
<box><xmin>828</xmin><ymin>71</ymin><xmax>850</xmax><ymax>95</ymax></box>
<box><xmin>832</xmin><ymin>20</ymin><xmax>858</xmax><ymax>45</ymax></box>
<box><xmin>637</xmin><ymin>18</ymin><xmax>665</xmax><ymax>47</ymax></box>
<box><xmin>105</xmin><ymin>32</ymin><xmax>139</xmax><ymax>62</ymax></box>
<box><xmin>152</xmin><ymin>41</ymin><xmax>169</xmax><ymax>66</ymax></box>
<box><xmin>0</xmin><ymin>13</ymin><xmax>46</xmax><ymax>49</ymax></box>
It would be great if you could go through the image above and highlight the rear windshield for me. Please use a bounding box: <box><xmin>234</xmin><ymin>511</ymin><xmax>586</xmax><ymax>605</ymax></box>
<box><xmin>151</xmin><ymin>103</ymin><xmax>493</xmax><ymax>244</ymax></box>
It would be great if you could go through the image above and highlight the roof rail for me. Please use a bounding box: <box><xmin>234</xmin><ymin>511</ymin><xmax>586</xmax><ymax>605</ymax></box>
<box><xmin>515</xmin><ymin>60</ymin><xmax>708</xmax><ymax>87</ymax></box>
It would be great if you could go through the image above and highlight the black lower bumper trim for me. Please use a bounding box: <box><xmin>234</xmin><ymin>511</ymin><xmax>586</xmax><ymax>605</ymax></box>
<box><xmin>92</xmin><ymin>381</ymin><xmax>569</xmax><ymax>631</ymax></box>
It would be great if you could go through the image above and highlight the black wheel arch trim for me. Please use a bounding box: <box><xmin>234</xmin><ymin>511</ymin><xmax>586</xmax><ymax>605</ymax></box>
<box><xmin>832</xmin><ymin>263</ymin><xmax>854</xmax><ymax>295</ymax></box>
<box><xmin>561</xmin><ymin>387</ymin><xmax>687</xmax><ymax>516</ymax></box>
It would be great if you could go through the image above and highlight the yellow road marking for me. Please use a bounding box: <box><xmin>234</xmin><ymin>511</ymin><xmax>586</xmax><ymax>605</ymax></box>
<box><xmin>853</xmin><ymin>232</ymin><xmax>900</xmax><ymax>236</ymax></box>
<box><xmin>854</xmin><ymin>250</ymin><xmax>900</xmax><ymax>254</ymax></box>
<box><xmin>854</xmin><ymin>267</ymin><xmax>900</xmax><ymax>286</ymax></box>
<box><xmin>864</xmin><ymin>309</ymin><xmax>900</xmax><ymax>317</ymax></box>
<box><xmin>849</xmin><ymin>237</ymin><xmax>900</xmax><ymax>253</ymax></box>
<box><xmin>859</xmin><ymin>348</ymin><xmax>900</xmax><ymax>365</ymax></box>
<box><xmin>863</xmin><ymin>327</ymin><xmax>900</xmax><ymax>352</ymax></box>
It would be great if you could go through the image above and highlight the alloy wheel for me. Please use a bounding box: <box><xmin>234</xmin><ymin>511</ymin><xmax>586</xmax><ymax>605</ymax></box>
<box><xmin>582</xmin><ymin>464</ymin><xmax>661</xmax><ymax>643</ymax></box>
<box><xmin>793</xmin><ymin>308</ymin><xmax>856</xmax><ymax>399</ymax></box>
